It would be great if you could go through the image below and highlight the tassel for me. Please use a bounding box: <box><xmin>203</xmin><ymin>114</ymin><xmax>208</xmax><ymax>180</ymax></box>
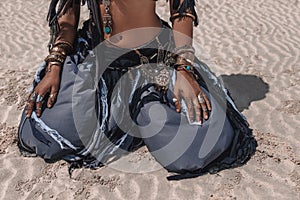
<box><xmin>47</xmin><ymin>0</ymin><xmax>60</xmax><ymax>25</ymax></box>
<box><xmin>173</xmin><ymin>0</ymin><xmax>180</xmax><ymax>10</ymax></box>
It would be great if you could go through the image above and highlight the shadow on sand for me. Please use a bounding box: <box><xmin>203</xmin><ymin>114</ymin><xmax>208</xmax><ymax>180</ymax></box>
<box><xmin>220</xmin><ymin>74</ymin><xmax>269</xmax><ymax>112</ymax></box>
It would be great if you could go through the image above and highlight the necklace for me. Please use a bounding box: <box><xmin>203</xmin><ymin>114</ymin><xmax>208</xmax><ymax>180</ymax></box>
<box><xmin>103</xmin><ymin>0</ymin><xmax>112</xmax><ymax>34</ymax></box>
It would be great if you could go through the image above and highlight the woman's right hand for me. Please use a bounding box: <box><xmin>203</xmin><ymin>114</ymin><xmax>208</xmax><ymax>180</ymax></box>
<box><xmin>25</xmin><ymin>65</ymin><xmax>61</xmax><ymax>118</ymax></box>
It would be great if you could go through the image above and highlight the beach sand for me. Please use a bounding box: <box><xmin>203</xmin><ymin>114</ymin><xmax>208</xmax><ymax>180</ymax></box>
<box><xmin>0</xmin><ymin>0</ymin><xmax>299</xmax><ymax>199</ymax></box>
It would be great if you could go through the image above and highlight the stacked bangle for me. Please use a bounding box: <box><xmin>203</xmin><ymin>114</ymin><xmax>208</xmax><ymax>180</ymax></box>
<box><xmin>173</xmin><ymin>45</ymin><xmax>199</xmax><ymax>80</ymax></box>
<box><xmin>44</xmin><ymin>42</ymin><xmax>73</xmax><ymax>72</ymax></box>
<box><xmin>45</xmin><ymin>54</ymin><xmax>65</xmax><ymax>63</ymax></box>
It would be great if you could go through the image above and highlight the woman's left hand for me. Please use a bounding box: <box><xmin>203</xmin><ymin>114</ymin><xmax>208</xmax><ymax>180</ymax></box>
<box><xmin>173</xmin><ymin>70</ymin><xmax>211</xmax><ymax>124</ymax></box>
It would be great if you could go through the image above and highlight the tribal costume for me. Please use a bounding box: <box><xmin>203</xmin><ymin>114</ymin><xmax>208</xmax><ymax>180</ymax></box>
<box><xmin>18</xmin><ymin>0</ymin><xmax>256</xmax><ymax>175</ymax></box>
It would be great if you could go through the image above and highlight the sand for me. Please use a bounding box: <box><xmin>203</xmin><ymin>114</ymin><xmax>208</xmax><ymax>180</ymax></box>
<box><xmin>0</xmin><ymin>0</ymin><xmax>299</xmax><ymax>199</ymax></box>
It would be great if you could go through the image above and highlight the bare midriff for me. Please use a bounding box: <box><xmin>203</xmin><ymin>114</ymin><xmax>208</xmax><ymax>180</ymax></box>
<box><xmin>100</xmin><ymin>0</ymin><xmax>164</xmax><ymax>48</ymax></box>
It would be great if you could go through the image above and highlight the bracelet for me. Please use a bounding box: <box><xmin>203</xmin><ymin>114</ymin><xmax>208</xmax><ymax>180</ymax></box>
<box><xmin>170</xmin><ymin>12</ymin><xmax>196</xmax><ymax>23</ymax></box>
<box><xmin>45</xmin><ymin>53</ymin><xmax>66</xmax><ymax>64</ymax></box>
<box><xmin>176</xmin><ymin>53</ymin><xmax>194</xmax><ymax>62</ymax></box>
<box><xmin>176</xmin><ymin>64</ymin><xmax>193</xmax><ymax>71</ymax></box>
<box><xmin>51</xmin><ymin>41</ymin><xmax>73</xmax><ymax>55</ymax></box>
<box><xmin>50</xmin><ymin>46</ymin><xmax>67</xmax><ymax>56</ymax></box>
<box><xmin>173</xmin><ymin>45</ymin><xmax>195</xmax><ymax>67</ymax></box>
<box><xmin>46</xmin><ymin>61</ymin><xmax>62</xmax><ymax>72</ymax></box>
<box><xmin>174</xmin><ymin>45</ymin><xmax>195</xmax><ymax>55</ymax></box>
<box><xmin>177</xmin><ymin>53</ymin><xmax>195</xmax><ymax>64</ymax></box>
<box><xmin>176</xmin><ymin>64</ymin><xmax>199</xmax><ymax>80</ymax></box>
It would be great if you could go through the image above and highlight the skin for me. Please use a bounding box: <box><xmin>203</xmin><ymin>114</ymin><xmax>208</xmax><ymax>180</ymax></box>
<box><xmin>26</xmin><ymin>0</ymin><xmax>211</xmax><ymax>124</ymax></box>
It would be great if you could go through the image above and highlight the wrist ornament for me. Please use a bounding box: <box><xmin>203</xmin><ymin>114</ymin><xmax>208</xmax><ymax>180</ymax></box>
<box><xmin>44</xmin><ymin>42</ymin><xmax>73</xmax><ymax>73</ymax></box>
<box><xmin>173</xmin><ymin>45</ymin><xmax>198</xmax><ymax>80</ymax></box>
<box><xmin>170</xmin><ymin>12</ymin><xmax>196</xmax><ymax>23</ymax></box>
<box><xmin>46</xmin><ymin>61</ymin><xmax>62</xmax><ymax>73</ymax></box>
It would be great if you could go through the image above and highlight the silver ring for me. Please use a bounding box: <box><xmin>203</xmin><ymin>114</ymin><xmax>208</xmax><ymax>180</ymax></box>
<box><xmin>29</xmin><ymin>92</ymin><xmax>37</xmax><ymax>101</ymax></box>
<box><xmin>197</xmin><ymin>94</ymin><xmax>205</xmax><ymax>104</ymax></box>
<box><xmin>49</xmin><ymin>93</ymin><xmax>57</xmax><ymax>98</ymax></box>
<box><xmin>36</xmin><ymin>94</ymin><xmax>44</xmax><ymax>103</ymax></box>
<box><xmin>172</xmin><ymin>98</ymin><xmax>178</xmax><ymax>103</ymax></box>
<box><xmin>202</xmin><ymin>108</ymin><xmax>208</xmax><ymax>112</ymax></box>
<box><xmin>36</xmin><ymin>107</ymin><xmax>42</xmax><ymax>110</ymax></box>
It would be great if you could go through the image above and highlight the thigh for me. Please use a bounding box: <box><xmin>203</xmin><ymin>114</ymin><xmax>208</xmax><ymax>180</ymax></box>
<box><xmin>136</xmin><ymin>87</ymin><xmax>234</xmax><ymax>173</ymax></box>
<box><xmin>18</xmin><ymin>57</ymin><xmax>98</xmax><ymax>160</ymax></box>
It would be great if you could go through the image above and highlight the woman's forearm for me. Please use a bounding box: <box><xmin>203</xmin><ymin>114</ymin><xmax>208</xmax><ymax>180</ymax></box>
<box><xmin>53</xmin><ymin>0</ymin><xmax>81</xmax><ymax>51</ymax></box>
<box><xmin>172</xmin><ymin>17</ymin><xmax>193</xmax><ymax>47</ymax></box>
<box><xmin>169</xmin><ymin>0</ymin><xmax>197</xmax><ymax>47</ymax></box>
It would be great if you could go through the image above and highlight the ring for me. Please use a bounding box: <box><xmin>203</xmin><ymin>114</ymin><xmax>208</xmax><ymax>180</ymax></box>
<box><xmin>36</xmin><ymin>107</ymin><xmax>42</xmax><ymax>110</ymax></box>
<box><xmin>202</xmin><ymin>108</ymin><xmax>208</xmax><ymax>112</ymax></box>
<box><xmin>29</xmin><ymin>92</ymin><xmax>37</xmax><ymax>101</ymax></box>
<box><xmin>49</xmin><ymin>93</ymin><xmax>57</xmax><ymax>99</ymax></box>
<box><xmin>197</xmin><ymin>94</ymin><xmax>205</xmax><ymax>104</ymax></box>
<box><xmin>36</xmin><ymin>94</ymin><xmax>44</xmax><ymax>103</ymax></box>
<box><xmin>172</xmin><ymin>98</ymin><xmax>178</xmax><ymax>103</ymax></box>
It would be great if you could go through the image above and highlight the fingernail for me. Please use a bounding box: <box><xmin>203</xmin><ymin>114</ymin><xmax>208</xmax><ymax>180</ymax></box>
<box><xmin>176</xmin><ymin>109</ymin><xmax>180</xmax><ymax>112</ymax></box>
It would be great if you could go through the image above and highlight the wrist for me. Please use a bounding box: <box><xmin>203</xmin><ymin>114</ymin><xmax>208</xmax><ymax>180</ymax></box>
<box><xmin>45</xmin><ymin>63</ymin><xmax>62</xmax><ymax>74</ymax></box>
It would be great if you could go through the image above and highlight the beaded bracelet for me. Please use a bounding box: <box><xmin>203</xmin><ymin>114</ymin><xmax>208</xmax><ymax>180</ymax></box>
<box><xmin>175</xmin><ymin>64</ymin><xmax>199</xmax><ymax>80</ymax></box>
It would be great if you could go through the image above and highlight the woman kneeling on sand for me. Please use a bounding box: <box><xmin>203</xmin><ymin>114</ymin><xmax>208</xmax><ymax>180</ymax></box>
<box><xmin>18</xmin><ymin>0</ymin><xmax>256</xmax><ymax>174</ymax></box>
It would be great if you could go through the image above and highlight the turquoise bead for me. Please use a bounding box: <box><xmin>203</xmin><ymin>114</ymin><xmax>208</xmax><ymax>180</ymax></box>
<box><xmin>104</xmin><ymin>26</ymin><xmax>111</xmax><ymax>34</ymax></box>
<box><xmin>186</xmin><ymin>65</ymin><xmax>191</xmax><ymax>70</ymax></box>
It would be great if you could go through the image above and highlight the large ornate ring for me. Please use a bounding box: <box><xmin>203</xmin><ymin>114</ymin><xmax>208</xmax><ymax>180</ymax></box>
<box><xmin>197</xmin><ymin>93</ymin><xmax>205</xmax><ymax>104</ymax></box>
<box><xmin>36</xmin><ymin>94</ymin><xmax>44</xmax><ymax>103</ymax></box>
<box><xmin>29</xmin><ymin>92</ymin><xmax>37</xmax><ymax>101</ymax></box>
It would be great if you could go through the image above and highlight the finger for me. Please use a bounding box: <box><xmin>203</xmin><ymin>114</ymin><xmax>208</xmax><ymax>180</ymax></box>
<box><xmin>201</xmin><ymin>91</ymin><xmax>212</xmax><ymax>111</ymax></box>
<box><xmin>25</xmin><ymin>92</ymin><xmax>36</xmax><ymax>117</ymax></box>
<box><xmin>173</xmin><ymin>91</ymin><xmax>181</xmax><ymax>113</ymax></box>
<box><xmin>198</xmin><ymin>92</ymin><xmax>209</xmax><ymax>120</ymax></box>
<box><xmin>35</xmin><ymin>93</ymin><xmax>45</xmax><ymax>117</ymax></box>
<box><xmin>47</xmin><ymin>88</ymin><xmax>58</xmax><ymax>108</ymax></box>
<box><xmin>193</xmin><ymin>98</ymin><xmax>202</xmax><ymax>124</ymax></box>
<box><xmin>25</xmin><ymin>101</ymin><xmax>35</xmax><ymax>118</ymax></box>
<box><xmin>186</xmin><ymin>98</ymin><xmax>195</xmax><ymax>123</ymax></box>
<box><xmin>35</xmin><ymin>101</ymin><xmax>43</xmax><ymax>117</ymax></box>
<box><xmin>199</xmin><ymin>97</ymin><xmax>209</xmax><ymax>120</ymax></box>
<box><xmin>201</xmin><ymin>104</ymin><xmax>209</xmax><ymax>120</ymax></box>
